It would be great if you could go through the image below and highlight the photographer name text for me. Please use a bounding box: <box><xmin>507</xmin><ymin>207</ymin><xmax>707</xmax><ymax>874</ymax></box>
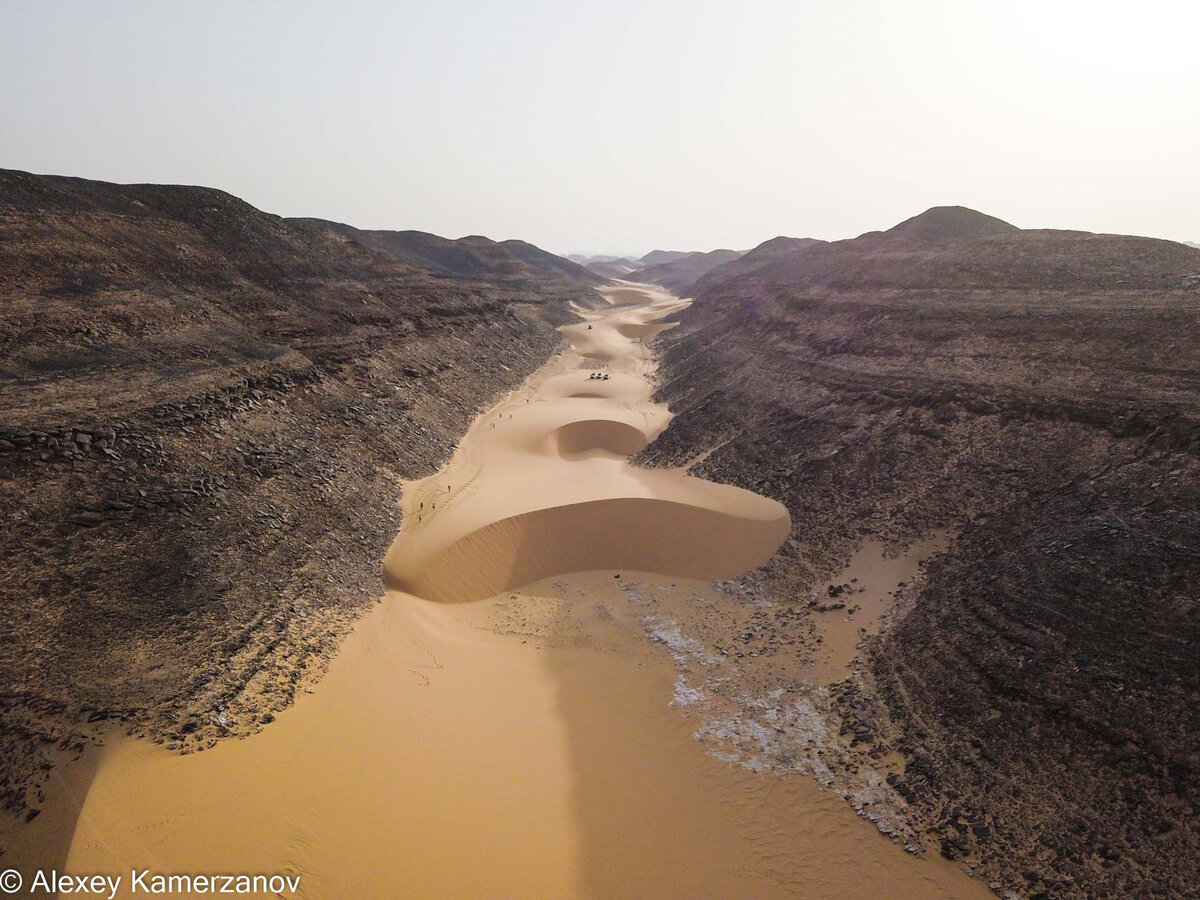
<box><xmin>1</xmin><ymin>869</ymin><xmax>301</xmax><ymax>897</ymax></box>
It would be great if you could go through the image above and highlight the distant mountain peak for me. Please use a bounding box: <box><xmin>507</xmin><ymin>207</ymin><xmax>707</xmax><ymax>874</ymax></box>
<box><xmin>634</xmin><ymin>248</ymin><xmax>743</xmax><ymax>292</ymax></box>
<box><xmin>639</xmin><ymin>249</ymin><xmax>690</xmax><ymax>266</ymax></box>
<box><xmin>884</xmin><ymin>206</ymin><xmax>1018</xmax><ymax>243</ymax></box>
<box><xmin>751</xmin><ymin>236</ymin><xmax>824</xmax><ymax>254</ymax></box>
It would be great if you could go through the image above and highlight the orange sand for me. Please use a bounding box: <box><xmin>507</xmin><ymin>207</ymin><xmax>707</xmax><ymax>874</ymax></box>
<box><xmin>7</xmin><ymin>283</ymin><xmax>994</xmax><ymax>899</ymax></box>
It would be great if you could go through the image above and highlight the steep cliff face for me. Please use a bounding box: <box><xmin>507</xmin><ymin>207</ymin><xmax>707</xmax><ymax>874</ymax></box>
<box><xmin>0</xmin><ymin>169</ymin><xmax>594</xmax><ymax>828</ymax></box>
<box><xmin>639</xmin><ymin>208</ymin><xmax>1200</xmax><ymax>899</ymax></box>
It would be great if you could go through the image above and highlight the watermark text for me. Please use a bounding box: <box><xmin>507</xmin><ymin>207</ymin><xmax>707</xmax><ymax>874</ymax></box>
<box><xmin>1</xmin><ymin>869</ymin><xmax>301</xmax><ymax>897</ymax></box>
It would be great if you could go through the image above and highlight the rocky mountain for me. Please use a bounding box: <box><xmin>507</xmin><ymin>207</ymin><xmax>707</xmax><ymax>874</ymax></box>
<box><xmin>573</xmin><ymin>248</ymin><xmax>722</xmax><ymax>284</ymax></box>
<box><xmin>0</xmin><ymin>168</ymin><xmax>596</xmax><ymax>833</ymax></box>
<box><xmin>689</xmin><ymin>207</ymin><xmax>1197</xmax><ymax>297</ymax></box>
<box><xmin>585</xmin><ymin>257</ymin><xmax>642</xmax><ymax>279</ymax></box>
<box><xmin>690</xmin><ymin>236</ymin><xmax>826</xmax><ymax>290</ymax></box>
<box><xmin>871</xmin><ymin>204</ymin><xmax>1018</xmax><ymax>243</ymax></box>
<box><xmin>638</xmin><ymin>249</ymin><xmax>690</xmax><ymax>267</ymax></box>
<box><xmin>633</xmin><ymin>247</ymin><xmax>745</xmax><ymax>294</ymax></box>
<box><xmin>500</xmin><ymin>238</ymin><xmax>601</xmax><ymax>284</ymax></box>
<box><xmin>569</xmin><ymin>249</ymin><xmax>691</xmax><ymax>269</ymax></box>
<box><xmin>639</xmin><ymin>206</ymin><xmax>1200</xmax><ymax>899</ymax></box>
<box><xmin>300</xmin><ymin>222</ymin><xmax>598</xmax><ymax>286</ymax></box>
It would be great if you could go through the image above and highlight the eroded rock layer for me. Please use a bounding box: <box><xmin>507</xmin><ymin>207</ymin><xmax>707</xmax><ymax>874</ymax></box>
<box><xmin>638</xmin><ymin>209</ymin><xmax>1200</xmax><ymax>899</ymax></box>
<box><xmin>0</xmin><ymin>169</ymin><xmax>596</xmax><ymax>829</ymax></box>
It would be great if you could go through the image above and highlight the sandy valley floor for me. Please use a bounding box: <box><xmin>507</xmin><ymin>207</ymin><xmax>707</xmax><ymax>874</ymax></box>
<box><xmin>8</xmin><ymin>284</ymin><xmax>994</xmax><ymax>898</ymax></box>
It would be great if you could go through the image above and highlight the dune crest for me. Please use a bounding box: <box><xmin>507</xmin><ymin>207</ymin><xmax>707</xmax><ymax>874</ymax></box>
<box><xmin>383</xmin><ymin>282</ymin><xmax>790</xmax><ymax>602</ymax></box>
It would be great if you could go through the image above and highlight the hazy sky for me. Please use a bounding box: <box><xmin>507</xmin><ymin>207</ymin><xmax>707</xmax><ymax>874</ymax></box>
<box><xmin>2</xmin><ymin>0</ymin><xmax>1197</xmax><ymax>255</ymax></box>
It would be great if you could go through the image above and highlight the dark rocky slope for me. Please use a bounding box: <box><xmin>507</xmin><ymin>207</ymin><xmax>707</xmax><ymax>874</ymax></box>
<box><xmin>635</xmin><ymin>247</ymin><xmax>744</xmax><ymax>293</ymax></box>
<box><xmin>308</xmin><ymin>220</ymin><xmax>600</xmax><ymax>287</ymax></box>
<box><xmin>690</xmin><ymin>235</ymin><xmax>826</xmax><ymax>288</ymax></box>
<box><xmin>639</xmin><ymin>207</ymin><xmax>1200</xmax><ymax>899</ymax></box>
<box><xmin>585</xmin><ymin>257</ymin><xmax>642</xmax><ymax>279</ymax></box>
<box><xmin>0</xmin><ymin>169</ymin><xmax>593</xmax><ymax>838</ymax></box>
<box><xmin>638</xmin><ymin>249</ymin><xmax>689</xmax><ymax>267</ymax></box>
<box><xmin>578</xmin><ymin>248</ymin><xmax>729</xmax><ymax>285</ymax></box>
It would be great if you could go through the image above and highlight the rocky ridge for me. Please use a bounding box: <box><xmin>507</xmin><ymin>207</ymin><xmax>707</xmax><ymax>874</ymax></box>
<box><xmin>0</xmin><ymin>169</ymin><xmax>592</xmax><ymax>840</ymax></box>
<box><xmin>637</xmin><ymin>207</ymin><xmax>1200</xmax><ymax>899</ymax></box>
<box><xmin>634</xmin><ymin>247</ymin><xmax>745</xmax><ymax>293</ymax></box>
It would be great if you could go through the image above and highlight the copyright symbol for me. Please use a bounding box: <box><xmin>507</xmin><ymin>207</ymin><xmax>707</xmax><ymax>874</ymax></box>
<box><xmin>0</xmin><ymin>869</ymin><xmax>21</xmax><ymax>893</ymax></box>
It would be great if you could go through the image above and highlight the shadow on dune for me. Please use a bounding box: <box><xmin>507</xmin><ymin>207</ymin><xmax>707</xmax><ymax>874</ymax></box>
<box><xmin>3</xmin><ymin>740</ymin><xmax>107</xmax><ymax>879</ymax></box>
<box><xmin>384</xmin><ymin>496</ymin><xmax>789</xmax><ymax>604</ymax></box>
<box><xmin>555</xmin><ymin>420</ymin><xmax>649</xmax><ymax>458</ymax></box>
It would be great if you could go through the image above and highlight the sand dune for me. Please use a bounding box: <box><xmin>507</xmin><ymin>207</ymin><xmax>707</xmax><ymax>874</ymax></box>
<box><xmin>383</xmin><ymin>281</ymin><xmax>789</xmax><ymax>601</ymax></box>
<box><xmin>392</xmin><ymin>496</ymin><xmax>790</xmax><ymax>603</ymax></box>
<box><xmin>555</xmin><ymin>419</ymin><xmax>650</xmax><ymax>457</ymax></box>
<box><xmin>603</xmin><ymin>286</ymin><xmax>659</xmax><ymax>305</ymax></box>
<box><xmin>16</xmin><ymin>282</ymin><xmax>991</xmax><ymax>899</ymax></box>
<box><xmin>614</xmin><ymin>320</ymin><xmax>677</xmax><ymax>339</ymax></box>
<box><xmin>539</xmin><ymin>370</ymin><xmax>646</xmax><ymax>402</ymax></box>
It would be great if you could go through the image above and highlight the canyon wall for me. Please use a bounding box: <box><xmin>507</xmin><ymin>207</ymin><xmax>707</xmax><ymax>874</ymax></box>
<box><xmin>0</xmin><ymin>170</ymin><xmax>595</xmax><ymax>828</ymax></box>
<box><xmin>639</xmin><ymin>208</ymin><xmax>1200</xmax><ymax>899</ymax></box>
